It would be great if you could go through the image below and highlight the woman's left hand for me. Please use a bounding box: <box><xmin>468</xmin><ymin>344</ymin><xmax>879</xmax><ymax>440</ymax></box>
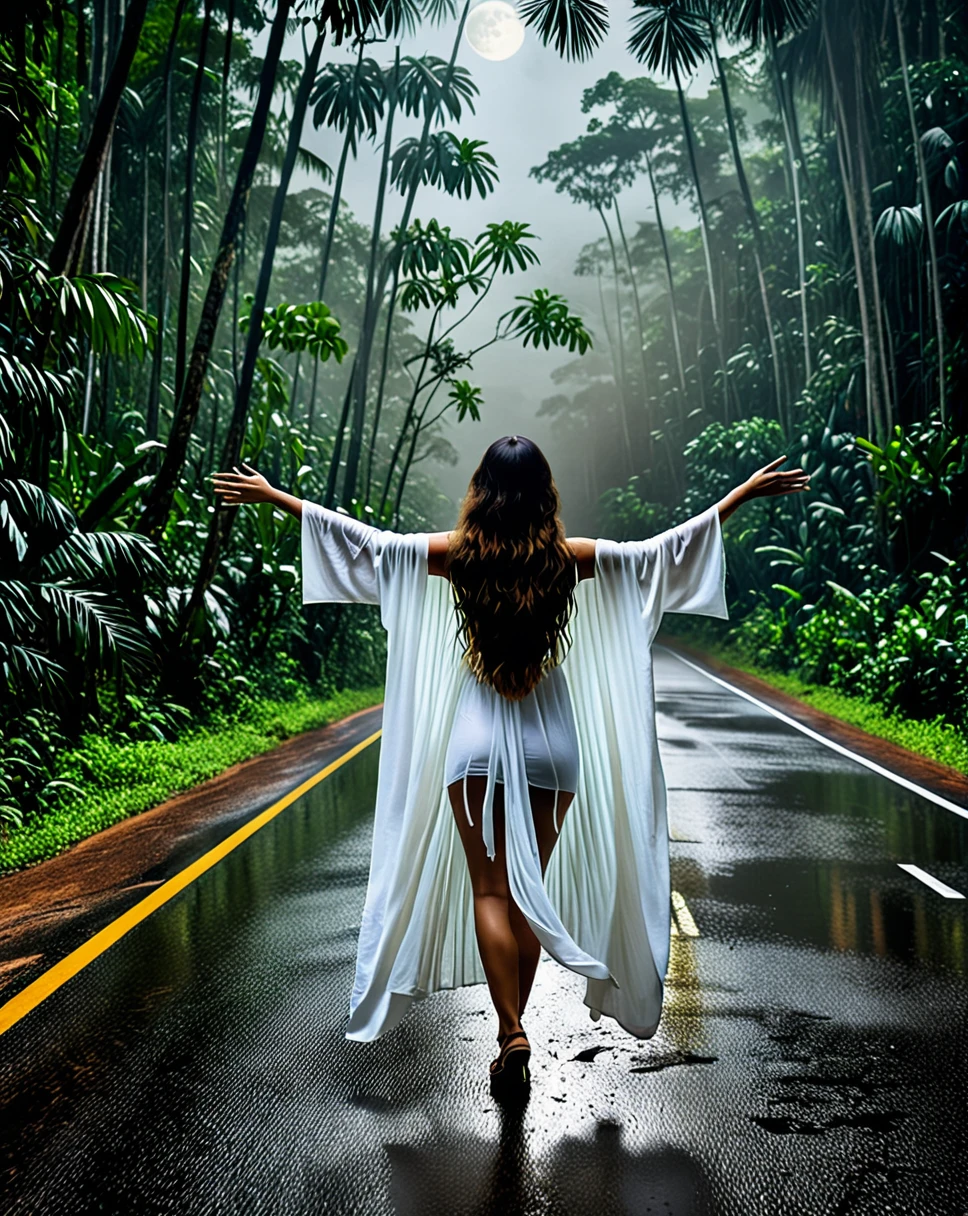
<box><xmin>717</xmin><ymin>456</ymin><xmax>810</xmax><ymax>524</ymax></box>
<box><xmin>211</xmin><ymin>463</ymin><xmax>273</xmax><ymax>505</ymax></box>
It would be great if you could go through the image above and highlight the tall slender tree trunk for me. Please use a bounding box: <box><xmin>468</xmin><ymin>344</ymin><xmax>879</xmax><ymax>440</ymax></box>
<box><xmin>338</xmin><ymin>47</ymin><xmax>401</xmax><ymax>506</ymax></box>
<box><xmin>644</xmin><ymin>146</ymin><xmax>687</xmax><ymax>409</ymax></box>
<box><xmin>305</xmin><ymin>98</ymin><xmax>356</xmax><ymax>431</ymax></box>
<box><xmin>316</xmin><ymin>42</ymin><xmax>367</xmax><ymax>305</ymax></box>
<box><xmin>363</xmin><ymin>271</ymin><xmax>400</xmax><ymax>503</ymax></box>
<box><xmin>613</xmin><ymin>199</ymin><xmax>651</xmax><ymax>464</ymax></box>
<box><xmin>709</xmin><ymin>21</ymin><xmax>784</xmax><ymax>428</ymax></box>
<box><xmin>48</xmin><ymin>10</ymin><xmax>65</xmax><ymax>213</ymax></box>
<box><xmin>672</xmin><ymin>63</ymin><xmax>730</xmax><ymax>421</ymax></box>
<box><xmin>175</xmin><ymin>0</ymin><xmax>213</xmax><ymax>403</ymax></box>
<box><xmin>377</xmin><ymin>305</ymin><xmax>447</xmax><ymax>516</ymax></box>
<box><xmin>325</xmin><ymin>75</ymin><xmax>399</xmax><ymax>508</ymax></box>
<box><xmin>48</xmin><ymin>0</ymin><xmax>150</xmax><ymax>277</ymax></box>
<box><xmin>768</xmin><ymin>31</ymin><xmax>811</xmax><ymax>385</ymax></box>
<box><xmin>138</xmin><ymin>0</ymin><xmax>293</xmax><ymax>540</ymax></box>
<box><xmin>147</xmin><ymin>0</ymin><xmax>189</xmax><ymax>441</ymax></box>
<box><xmin>894</xmin><ymin>0</ymin><xmax>946</xmax><ymax>422</ymax></box>
<box><xmin>178</xmin><ymin>33</ymin><xmax>324</xmax><ymax>636</ymax></box>
<box><xmin>596</xmin><ymin>203</ymin><xmax>634</xmax><ymax>465</ymax></box>
<box><xmin>100</xmin><ymin>130</ymin><xmax>112</xmax><ymax>270</ymax></box>
<box><xmin>141</xmin><ymin>148</ymin><xmax>149</xmax><ymax>307</ymax></box>
<box><xmin>822</xmin><ymin>15</ymin><xmax>881</xmax><ymax>440</ymax></box>
<box><xmin>854</xmin><ymin>68</ymin><xmax>894</xmax><ymax>435</ymax></box>
<box><xmin>218</xmin><ymin>0</ymin><xmax>235</xmax><ymax>197</ymax></box>
<box><xmin>596</xmin><ymin>266</ymin><xmax>621</xmax><ymax>391</ymax></box>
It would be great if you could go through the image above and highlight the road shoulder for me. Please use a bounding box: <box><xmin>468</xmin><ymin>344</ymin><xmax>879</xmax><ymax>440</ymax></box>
<box><xmin>0</xmin><ymin>704</ymin><xmax>383</xmax><ymax>1004</ymax></box>
<box><xmin>661</xmin><ymin>638</ymin><xmax>968</xmax><ymax>809</ymax></box>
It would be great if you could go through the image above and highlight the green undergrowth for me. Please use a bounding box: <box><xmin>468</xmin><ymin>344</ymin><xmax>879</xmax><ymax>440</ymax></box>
<box><xmin>0</xmin><ymin>686</ymin><xmax>384</xmax><ymax>875</ymax></box>
<box><xmin>670</xmin><ymin>637</ymin><xmax>968</xmax><ymax>775</ymax></box>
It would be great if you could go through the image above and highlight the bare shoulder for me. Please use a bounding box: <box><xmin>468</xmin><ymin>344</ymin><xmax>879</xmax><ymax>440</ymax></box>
<box><xmin>427</xmin><ymin>531</ymin><xmax>451</xmax><ymax>579</ymax></box>
<box><xmin>567</xmin><ymin>536</ymin><xmax>597</xmax><ymax>581</ymax></box>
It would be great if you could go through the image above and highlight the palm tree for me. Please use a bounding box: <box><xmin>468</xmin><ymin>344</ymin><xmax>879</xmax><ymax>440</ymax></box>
<box><xmin>381</xmin><ymin>277</ymin><xmax>592</xmax><ymax>520</ymax></box>
<box><xmin>333</xmin><ymin>14</ymin><xmax>477</xmax><ymax>508</ymax></box>
<box><xmin>309</xmin><ymin>52</ymin><xmax>386</xmax><ymax>306</ymax></box>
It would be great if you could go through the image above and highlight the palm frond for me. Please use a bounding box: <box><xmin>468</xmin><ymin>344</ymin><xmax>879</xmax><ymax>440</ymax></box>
<box><xmin>724</xmin><ymin>0</ymin><xmax>816</xmax><ymax>46</ymax></box>
<box><xmin>0</xmin><ymin>478</ymin><xmax>75</xmax><ymax>542</ymax></box>
<box><xmin>0</xmin><ymin>643</ymin><xmax>68</xmax><ymax>701</ymax></box>
<box><xmin>627</xmin><ymin>4</ymin><xmax>710</xmax><ymax>76</ymax></box>
<box><xmin>518</xmin><ymin>0</ymin><xmax>609</xmax><ymax>61</ymax></box>
<box><xmin>296</xmin><ymin>146</ymin><xmax>334</xmax><ymax>182</ymax></box>
<box><xmin>42</xmin><ymin>529</ymin><xmax>167</xmax><ymax>585</ymax></box>
<box><xmin>38</xmin><ymin>584</ymin><xmax>154</xmax><ymax>674</ymax></box>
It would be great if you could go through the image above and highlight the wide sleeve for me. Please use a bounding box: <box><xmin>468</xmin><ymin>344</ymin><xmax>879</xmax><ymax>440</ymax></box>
<box><xmin>301</xmin><ymin>499</ymin><xmax>382</xmax><ymax>605</ymax></box>
<box><xmin>598</xmin><ymin>504</ymin><xmax>728</xmax><ymax>623</ymax></box>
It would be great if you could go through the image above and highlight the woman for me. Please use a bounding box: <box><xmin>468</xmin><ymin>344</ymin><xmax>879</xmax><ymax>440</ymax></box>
<box><xmin>213</xmin><ymin>436</ymin><xmax>808</xmax><ymax>1095</ymax></box>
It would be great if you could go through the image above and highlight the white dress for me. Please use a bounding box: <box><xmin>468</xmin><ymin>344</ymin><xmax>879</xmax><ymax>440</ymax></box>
<box><xmin>444</xmin><ymin>662</ymin><xmax>581</xmax><ymax>831</ymax></box>
<box><xmin>301</xmin><ymin>500</ymin><xmax>728</xmax><ymax>1043</ymax></box>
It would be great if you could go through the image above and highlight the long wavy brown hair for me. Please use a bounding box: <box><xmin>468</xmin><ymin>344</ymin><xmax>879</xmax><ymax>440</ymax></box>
<box><xmin>445</xmin><ymin>435</ymin><xmax>578</xmax><ymax>701</ymax></box>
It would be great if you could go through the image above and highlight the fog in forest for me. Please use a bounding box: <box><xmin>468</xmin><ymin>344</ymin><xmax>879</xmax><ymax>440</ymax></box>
<box><xmin>292</xmin><ymin>5</ymin><xmax>717</xmax><ymax>522</ymax></box>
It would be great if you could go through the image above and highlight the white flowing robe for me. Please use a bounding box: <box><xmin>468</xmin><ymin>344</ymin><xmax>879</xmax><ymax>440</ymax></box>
<box><xmin>301</xmin><ymin>502</ymin><xmax>728</xmax><ymax>1042</ymax></box>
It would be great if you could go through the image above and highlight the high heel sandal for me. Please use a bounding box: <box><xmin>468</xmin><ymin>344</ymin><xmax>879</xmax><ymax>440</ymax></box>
<box><xmin>489</xmin><ymin>1029</ymin><xmax>531</xmax><ymax>1093</ymax></box>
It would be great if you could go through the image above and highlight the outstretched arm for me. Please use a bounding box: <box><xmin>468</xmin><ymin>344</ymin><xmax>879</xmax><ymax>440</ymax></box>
<box><xmin>216</xmin><ymin>470</ymin><xmax>455</xmax><ymax>577</ymax></box>
<box><xmin>716</xmin><ymin>456</ymin><xmax>810</xmax><ymax>524</ymax></box>
<box><xmin>567</xmin><ymin>456</ymin><xmax>809</xmax><ymax>582</ymax></box>
<box><xmin>211</xmin><ymin>463</ymin><xmax>303</xmax><ymax>519</ymax></box>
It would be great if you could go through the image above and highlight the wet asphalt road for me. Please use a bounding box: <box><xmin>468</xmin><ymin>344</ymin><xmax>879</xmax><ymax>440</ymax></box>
<box><xmin>1</xmin><ymin>649</ymin><xmax>966</xmax><ymax>1215</ymax></box>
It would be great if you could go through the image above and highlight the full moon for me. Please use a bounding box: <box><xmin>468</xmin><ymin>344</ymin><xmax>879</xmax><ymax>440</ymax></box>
<box><xmin>465</xmin><ymin>0</ymin><xmax>525</xmax><ymax>61</ymax></box>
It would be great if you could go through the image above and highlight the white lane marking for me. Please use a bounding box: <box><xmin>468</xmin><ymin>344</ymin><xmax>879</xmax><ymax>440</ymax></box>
<box><xmin>897</xmin><ymin>864</ymin><xmax>965</xmax><ymax>899</ymax></box>
<box><xmin>661</xmin><ymin>648</ymin><xmax>968</xmax><ymax>823</ymax></box>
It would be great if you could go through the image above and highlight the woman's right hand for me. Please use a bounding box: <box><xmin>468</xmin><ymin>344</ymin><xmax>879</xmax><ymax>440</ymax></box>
<box><xmin>212</xmin><ymin>463</ymin><xmax>274</xmax><ymax>505</ymax></box>
<box><xmin>743</xmin><ymin>456</ymin><xmax>811</xmax><ymax>500</ymax></box>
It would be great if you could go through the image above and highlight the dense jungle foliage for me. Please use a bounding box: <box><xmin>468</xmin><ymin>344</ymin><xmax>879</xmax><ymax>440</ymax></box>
<box><xmin>0</xmin><ymin>0</ymin><xmax>596</xmax><ymax>844</ymax></box>
<box><xmin>534</xmin><ymin>2</ymin><xmax>968</xmax><ymax>744</ymax></box>
<box><xmin>1</xmin><ymin>0</ymin><xmax>966</xmax><ymax>857</ymax></box>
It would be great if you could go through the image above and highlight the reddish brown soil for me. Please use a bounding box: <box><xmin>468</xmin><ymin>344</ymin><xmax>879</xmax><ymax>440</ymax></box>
<box><xmin>664</xmin><ymin>639</ymin><xmax>968</xmax><ymax>808</ymax></box>
<box><xmin>0</xmin><ymin>705</ymin><xmax>382</xmax><ymax>1000</ymax></box>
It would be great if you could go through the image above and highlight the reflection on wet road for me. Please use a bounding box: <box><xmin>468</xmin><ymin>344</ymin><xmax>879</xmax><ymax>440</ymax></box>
<box><xmin>1</xmin><ymin>650</ymin><xmax>966</xmax><ymax>1214</ymax></box>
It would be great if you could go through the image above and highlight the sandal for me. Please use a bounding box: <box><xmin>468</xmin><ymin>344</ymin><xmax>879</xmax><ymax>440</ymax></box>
<box><xmin>489</xmin><ymin>1029</ymin><xmax>531</xmax><ymax>1091</ymax></box>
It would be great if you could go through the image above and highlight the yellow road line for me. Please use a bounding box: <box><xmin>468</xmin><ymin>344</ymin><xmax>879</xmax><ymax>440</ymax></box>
<box><xmin>671</xmin><ymin>889</ymin><xmax>700</xmax><ymax>937</ymax></box>
<box><xmin>0</xmin><ymin>729</ymin><xmax>382</xmax><ymax>1039</ymax></box>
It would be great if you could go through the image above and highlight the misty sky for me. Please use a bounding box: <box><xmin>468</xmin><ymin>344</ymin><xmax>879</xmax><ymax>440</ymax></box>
<box><xmin>289</xmin><ymin>2</ymin><xmax>717</xmax><ymax>515</ymax></box>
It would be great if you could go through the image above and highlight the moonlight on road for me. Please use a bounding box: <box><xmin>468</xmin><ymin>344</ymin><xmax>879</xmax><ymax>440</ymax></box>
<box><xmin>465</xmin><ymin>0</ymin><xmax>525</xmax><ymax>61</ymax></box>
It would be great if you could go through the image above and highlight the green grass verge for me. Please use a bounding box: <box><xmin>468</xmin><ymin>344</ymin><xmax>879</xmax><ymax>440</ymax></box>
<box><xmin>681</xmin><ymin>643</ymin><xmax>968</xmax><ymax>775</ymax></box>
<box><xmin>0</xmin><ymin>686</ymin><xmax>384</xmax><ymax>875</ymax></box>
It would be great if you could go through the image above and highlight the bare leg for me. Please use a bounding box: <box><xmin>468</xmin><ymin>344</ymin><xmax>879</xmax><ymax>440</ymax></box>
<box><xmin>447</xmin><ymin>778</ymin><xmax>521</xmax><ymax>1039</ymax></box>
<box><xmin>509</xmin><ymin>786</ymin><xmax>574</xmax><ymax>1018</ymax></box>
<box><xmin>448</xmin><ymin>779</ymin><xmax>574</xmax><ymax>1035</ymax></box>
